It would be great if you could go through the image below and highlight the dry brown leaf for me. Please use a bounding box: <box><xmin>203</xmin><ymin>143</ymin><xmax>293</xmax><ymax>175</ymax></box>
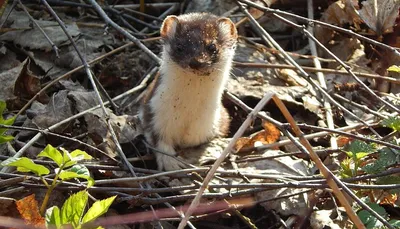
<box><xmin>380</xmin><ymin>193</ymin><xmax>398</xmax><ymax>206</ymax></box>
<box><xmin>235</xmin><ymin>121</ymin><xmax>280</xmax><ymax>151</ymax></box>
<box><xmin>15</xmin><ymin>194</ymin><xmax>45</xmax><ymax>227</ymax></box>
<box><xmin>235</xmin><ymin>137</ymin><xmax>253</xmax><ymax>151</ymax></box>
<box><xmin>358</xmin><ymin>0</ymin><xmax>400</xmax><ymax>35</ymax></box>
<box><xmin>316</xmin><ymin>1</ymin><xmax>360</xmax><ymax>44</ymax></box>
<box><xmin>336</xmin><ymin>136</ymin><xmax>352</xmax><ymax>147</ymax></box>
<box><xmin>262</xmin><ymin>120</ymin><xmax>280</xmax><ymax>144</ymax></box>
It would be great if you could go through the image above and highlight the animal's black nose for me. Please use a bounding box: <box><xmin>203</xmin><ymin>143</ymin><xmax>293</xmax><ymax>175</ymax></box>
<box><xmin>189</xmin><ymin>59</ymin><xmax>206</xmax><ymax>69</ymax></box>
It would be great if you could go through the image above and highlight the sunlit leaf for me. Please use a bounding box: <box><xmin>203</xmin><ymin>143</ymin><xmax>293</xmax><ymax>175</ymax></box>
<box><xmin>59</xmin><ymin>168</ymin><xmax>94</xmax><ymax>188</ymax></box>
<box><xmin>38</xmin><ymin>144</ymin><xmax>63</xmax><ymax>167</ymax></box>
<box><xmin>61</xmin><ymin>148</ymin><xmax>74</xmax><ymax>168</ymax></box>
<box><xmin>60</xmin><ymin>190</ymin><xmax>88</xmax><ymax>227</ymax></box>
<box><xmin>0</xmin><ymin>135</ymin><xmax>14</xmax><ymax>143</ymax></box>
<box><xmin>0</xmin><ymin>101</ymin><xmax>15</xmax><ymax>143</ymax></box>
<box><xmin>1</xmin><ymin>157</ymin><xmax>49</xmax><ymax>176</ymax></box>
<box><xmin>82</xmin><ymin>195</ymin><xmax>116</xmax><ymax>224</ymax></box>
<box><xmin>70</xmin><ymin>149</ymin><xmax>92</xmax><ymax>161</ymax></box>
<box><xmin>388</xmin><ymin>65</ymin><xmax>400</xmax><ymax>73</ymax></box>
<box><xmin>45</xmin><ymin>206</ymin><xmax>61</xmax><ymax>228</ymax></box>
<box><xmin>382</xmin><ymin>116</ymin><xmax>400</xmax><ymax>132</ymax></box>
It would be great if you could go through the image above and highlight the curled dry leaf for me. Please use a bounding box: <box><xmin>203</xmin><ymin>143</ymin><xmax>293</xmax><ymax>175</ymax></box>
<box><xmin>235</xmin><ymin>121</ymin><xmax>280</xmax><ymax>151</ymax></box>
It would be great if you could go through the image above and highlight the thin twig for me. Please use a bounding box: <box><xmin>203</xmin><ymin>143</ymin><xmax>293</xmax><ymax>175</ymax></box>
<box><xmin>40</xmin><ymin>0</ymin><xmax>138</xmax><ymax>179</ymax></box>
<box><xmin>17</xmin><ymin>38</ymin><xmax>155</xmax><ymax>116</ymax></box>
<box><xmin>0</xmin><ymin>124</ymin><xmax>109</xmax><ymax>158</ymax></box>
<box><xmin>237</xmin><ymin>0</ymin><xmax>400</xmax><ymax>57</ymax></box>
<box><xmin>18</xmin><ymin>0</ymin><xmax>60</xmax><ymax>57</ymax></box>
<box><xmin>236</xmin><ymin>1</ymin><xmax>380</xmax><ymax>137</ymax></box>
<box><xmin>1</xmin><ymin>66</ymin><xmax>157</xmax><ymax>173</ymax></box>
<box><xmin>273</xmin><ymin>13</ymin><xmax>399</xmax><ymax>113</ymax></box>
<box><xmin>87</xmin><ymin>0</ymin><xmax>161</xmax><ymax>64</ymax></box>
<box><xmin>293</xmin><ymin>123</ymin><xmax>400</xmax><ymax>151</ymax></box>
<box><xmin>307</xmin><ymin>0</ymin><xmax>337</xmax><ymax>149</ymax></box>
<box><xmin>233</xmin><ymin>62</ymin><xmax>400</xmax><ymax>85</ymax></box>
<box><xmin>332</xmin><ymin>93</ymin><xmax>388</xmax><ymax>119</ymax></box>
<box><xmin>178</xmin><ymin>92</ymin><xmax>275</xmax><ymax>229</ymax></box>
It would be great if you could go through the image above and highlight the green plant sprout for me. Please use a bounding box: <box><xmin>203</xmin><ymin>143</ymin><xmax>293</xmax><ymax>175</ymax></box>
<box><xmin>46</xmin><ymin>190</ymin><xmax>116</xmax><ymax>229</ymax></box>
<box><xmin>1</xmin><ymin>144</ymin><xmax>95</xmax><ymax>215</ymax></box>
<box><xmin>382</xmin><ymin>116</ymin><xmax>400</xmax><ymax>132</ymax></box>
<box><xmin>0</xmin><ymin>101</ymin><xmax>16</xmax><ymax>143</ymax></box>
<box><xmin>340</xmin><ymin>140</ymin><xmax>375</xmax><ymax>178</ymax></box>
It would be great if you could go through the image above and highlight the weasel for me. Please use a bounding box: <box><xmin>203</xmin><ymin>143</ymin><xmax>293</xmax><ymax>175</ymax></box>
<box><xmin>139</xmin><ymin>13</ymin><xmax>237</xmax><ymax>171</ymax></box>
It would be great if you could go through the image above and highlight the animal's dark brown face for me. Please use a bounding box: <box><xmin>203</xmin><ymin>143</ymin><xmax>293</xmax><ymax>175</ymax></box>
<box><xmin>161</xmin><ymin>13</ymin><xmax>237</xmax><ymax>75</ymax></box>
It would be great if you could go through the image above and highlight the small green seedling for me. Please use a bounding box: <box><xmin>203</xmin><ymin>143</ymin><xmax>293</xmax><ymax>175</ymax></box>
<box><xmin>1</xmin><ymin>144</ymin><xmax>94</xmax><ymax>215</ymax></box>
<box><xmin>0</xmin><ymin>101</ymin><xmax>16</xmax><ymax>143</ymax></box>
<box><xmin>340</xmin><ymin>140</ymin><xmax>375</xmax><ymax>178</ymax></box>
<box><xmin>382</xmin><ymin>116</ymin><xmax>400</xmax><ymax>132</ymax></box>
<box><xmin>46</xmin><ymin>190</ymin><xmax>116</xmax><ymax>229</ymax></box>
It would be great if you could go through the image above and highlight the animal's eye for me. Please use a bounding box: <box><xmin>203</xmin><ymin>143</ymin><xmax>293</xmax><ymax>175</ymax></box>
<box><xmin>206</xmin><ymin>43</ymin><xmax>218</xmax><ymax>54</ymax></box>
<box><xmin>176</xmin><ymin>44</ymin><xmax>184</xmax><ymax>52</ymax></box>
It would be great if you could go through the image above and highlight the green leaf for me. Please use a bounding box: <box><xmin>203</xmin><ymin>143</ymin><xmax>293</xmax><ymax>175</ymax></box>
<box><xmin>0</xmin><ymin>115</ymin><xmax>15</xmax><ymax>131</ymax></box>
<box><xmin>38</xmin><ymin>145</ymin><xmax>63</xmax><ymax>167</ymax></box>
<box><xmin>82</xmin><ymin>195</ymin><xmax>116</xmax><ymax>224</ymax></box>
<box><xmin>362</xmin><ymin>159</ymin><xmax>387</xmax><ymax>174</ymax></box>
<box><xmin>68</xmin><ymin>164</ymin><xmax>94</xmax><ymax>187</ymax></box>
<box><xmin>357</xmin><ymin>203</ymin><xmax>387</xmax><ymax>229</ymax></box>
<box><xmin>61</xmin><ymin>148</ymin><xmax>74</xmax><ymax>168</ymax></box>
<box><xmin>0</xmin><ymin>101</ymin><xmax>6</xmax><ymax>115</ymax></box>
<box><xmin>1</xmin><ymin>157</ymin><xmax>49</xmax><ymax>176</ymax></box>
<box><xmin>60</xmin><ymin>190</ymin><xmax>88</xmax><ymax>227</ymax></box>
<box><xmin>69</xmin><ymin>164</ymin><xmax>90</xmax><ymax>176</ymax></box>
<box><xmin>62</xmin><ymin>148</ymin><xmax>92</xmax><ymax>168</ymax></box>
<box><xmin>45</xmin><ymin>206</ymin><xmax>61</xmax><ymax>228</ymax></box>
<box><xmin>382</xmin><ymin>116</ymin><xmax>400</xmax><ymax>132</ymax></box>
<box><xmin>0</xmin><ymin>101</ymin><xmax>16</xmax><ymax>143</ymax></box>
<box><xmin>389</xmin><ymin>219</ymin><xmax>400</xmax><ymax>227</ymax></box>
<box><xmin>70</xmin><ymin>149</ymin><xmax>92</xmax><ymax>161</ymax></box>
<box><xmin>0</xmin><ymin>135</ymin><xmax>14</xmax><ymax>144</ymax></box>
<box><xmin>355</xmin><ymin>152</ymin><xmax>370</xmax><ymax>160</ymax></box>
<box><xmin>339</xmin><ymin>158</ymin><xmax>353</xmax><ymax>178</ymax></box>
<box><xmin>388</xmin><ymin>65</ymin><xmax>400</xmax><ymax>73</ymax></box>
<box><xmin>346</xmin><ymin>140</ymin><xmax>375</xmax><ymax>155</ymax></box>
<box><xmin>376</xmin><ymin>175</ymin><xmax>400</xmax><ymax>185</ymax></box>
<box><xmin>362</xmin><ymin>147</ymin><xmax>400</xmax><ymax>174</ymax></box>
<box><xmin>58</xmin><ymin>169</ymin><xmax>94</xmax><ymax>188</ymax></box>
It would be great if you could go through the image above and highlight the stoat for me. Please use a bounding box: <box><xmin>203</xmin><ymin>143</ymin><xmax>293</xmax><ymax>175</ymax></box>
<box><xmin>139</xmin><ymin>12</ymin><xmax>237</xmax><ymax>171</ymax></box>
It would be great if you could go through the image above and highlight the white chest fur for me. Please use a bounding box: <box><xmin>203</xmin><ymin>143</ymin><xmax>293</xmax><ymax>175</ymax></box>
<box><xmin>148</xmin><ymin>55</ymin><xmax>231</xmax><ymax>148</ymax></box>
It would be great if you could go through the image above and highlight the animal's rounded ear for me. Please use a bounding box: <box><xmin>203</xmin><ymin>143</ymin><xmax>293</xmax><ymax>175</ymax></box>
<box><xmin>161</xmin><ymin>15</ymin><xmax>179</xmax><ymax>39</ymax></box>
<box><xmin>217</xmin><ymin>17</ymin><xmax>237</xmax><ymax>39</ymax></box>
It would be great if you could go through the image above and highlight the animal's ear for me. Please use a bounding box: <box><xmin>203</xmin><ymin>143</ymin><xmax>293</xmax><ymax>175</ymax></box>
<box><xmin>217</xmin><ymin>17</ymin><xmax>237</xmax><ymax>39</ymax></box>
<box><xmin>161</xmin><ymin>15</ymin><xmax>179</xmax><ymax>39</ymax></box>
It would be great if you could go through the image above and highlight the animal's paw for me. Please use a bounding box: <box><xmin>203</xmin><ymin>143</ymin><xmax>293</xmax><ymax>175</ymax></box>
<box><xmin>156</xmin><ymin>153</ymin><xmax>188</xmax><ymax>171</ymax></box>
<box><xmin>154</xmin><ymin>141</ymin><xmax>188</xmax><ymax>171</ymax></box>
